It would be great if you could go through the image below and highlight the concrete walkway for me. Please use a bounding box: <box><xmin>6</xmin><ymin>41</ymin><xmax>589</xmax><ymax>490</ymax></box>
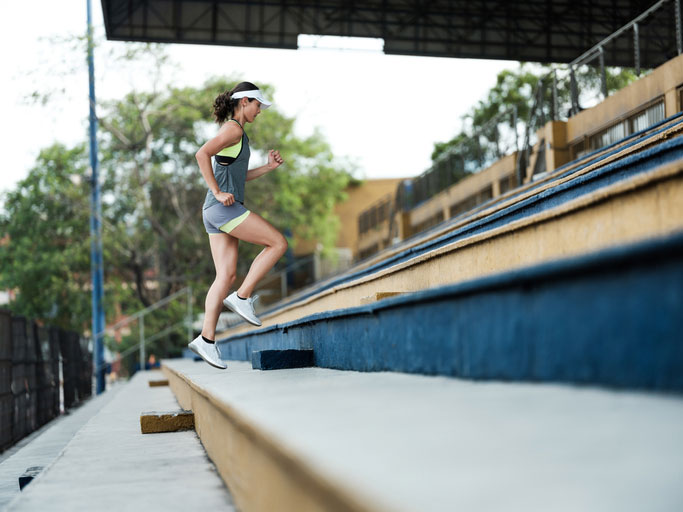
<box><xmin>0</xmin><ymin>382</ymin><xmax>122</xmax><ymax>509</ymax></box>
<box><xmin>5</xmin><ymin>370</ymin><xmax>235</xmax><ymax>511</ymax></box>
<box><xmin>165</xmin><ymin>359</ymin><xmax>683</xmax><ymax>512</ymax></box>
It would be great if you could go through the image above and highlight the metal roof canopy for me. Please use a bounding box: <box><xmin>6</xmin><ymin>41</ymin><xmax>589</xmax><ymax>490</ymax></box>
<box><xmin>101</xmin><ymin>1</ymin><xmax>680</xmax><ymax>67</ymax></box>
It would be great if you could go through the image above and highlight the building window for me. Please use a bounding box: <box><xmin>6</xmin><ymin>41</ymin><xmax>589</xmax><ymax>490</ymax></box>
<box><xmin>499</xmin><ymin>174</ymin><xmax>516</xmax><ymax>195</ymax></box>
<box><xmin>590</xmin><ymin>121</ymin><xmax>627</xmax><ymax>150</ymax></box>
<box><xmin>630</xmin><ymin>101</ymin><xmax>665</xmax><ymax>133</ymax></box>
<box><xmin>449</xmin><ymin>185</ymin><xmax>493</xmax><ymax>218</ymax></box>
<box><xmin>589</xmin><ymin>99</ymin><xmax>665</xmax><ymax>152</ymax></box>
<box><xmin>411</xmin><ymin>211</ymin><xmax>445</xmax><ymax>236</ymax></box>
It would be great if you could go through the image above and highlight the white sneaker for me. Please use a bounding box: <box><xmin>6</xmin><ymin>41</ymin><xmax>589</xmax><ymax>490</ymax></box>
<box><xmin>188</xmin><ymin>335</ymin><xmax>227</xmax><ymax>370</ymax></box>
<box><xmin>223</xmin><ymin>292</ymin><xmax>262</xmax><ymax>326</ymax></box>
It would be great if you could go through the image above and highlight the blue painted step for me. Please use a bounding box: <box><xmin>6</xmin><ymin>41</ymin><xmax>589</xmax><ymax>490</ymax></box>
<box><xmin>219</xmin><ymin>231</ymin><xmax>683</xmax><ymax>392</ymax></box>
<box><xmin>251</xmin><ymin>349</ymin><xmax>315</xmax><ymax>370</ymax></box>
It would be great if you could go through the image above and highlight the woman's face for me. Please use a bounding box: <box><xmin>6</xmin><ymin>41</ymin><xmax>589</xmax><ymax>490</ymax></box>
<box><xmin>242</xmin><ymin>99</ymin><xmax>262</xmax><ymax>123</ymax></box>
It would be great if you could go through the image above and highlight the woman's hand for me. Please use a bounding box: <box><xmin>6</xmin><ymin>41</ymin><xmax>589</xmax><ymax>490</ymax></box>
<box><xmin>214</xmin><ymin>191</ymin><xmax>235</xmax><ymax>206</ymax></box>
<box><xmin>246</xmin><ymin>151</ymin><xmax>284</xmax><ymax>182</ymax></box>
<box><xmin>267</xmin><ymin>149</ymin><xmax>284</xmax><ymax>170</ymax></box>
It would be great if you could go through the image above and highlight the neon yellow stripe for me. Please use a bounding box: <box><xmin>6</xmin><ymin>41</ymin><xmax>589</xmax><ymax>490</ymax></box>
<box><xmin>217</xmin><ymin>137</ymin><xmax>242</xmax><ymax>158</ymax></box>
<box><xmin>219</xmin><ymin>211</ymin><xmax>250</xmax><ymax>233</ymax></box>
<box><xmin>217</xmin><ymin>120</ymin><xmax>243</xmax><ymax>158</ymax></box>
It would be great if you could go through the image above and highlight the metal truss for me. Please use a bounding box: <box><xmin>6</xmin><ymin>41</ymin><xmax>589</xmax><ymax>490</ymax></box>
<box><xmin>101</xmin><ymin>0</ymin><xmax>679</xmax><ymax>66</ymax></box>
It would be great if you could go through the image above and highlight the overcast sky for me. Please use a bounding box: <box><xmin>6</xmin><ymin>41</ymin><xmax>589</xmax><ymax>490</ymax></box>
<box><xmin>0</xmin><ymin>1</ymin><xmax>515</xmax><ymax>198</ymax></box>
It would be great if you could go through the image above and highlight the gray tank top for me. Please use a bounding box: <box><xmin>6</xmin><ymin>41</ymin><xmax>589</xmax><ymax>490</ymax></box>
<box><xmin>203</xmin><ymin>124</ymin><xmax>251</xmax><ymax>209</ymax></box>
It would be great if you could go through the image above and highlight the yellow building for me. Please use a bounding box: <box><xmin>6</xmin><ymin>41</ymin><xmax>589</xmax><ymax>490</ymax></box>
<box><xmin>358</xmin><ymin>54</ymin><xmax>683</xmax><ymax>258</ymax></box>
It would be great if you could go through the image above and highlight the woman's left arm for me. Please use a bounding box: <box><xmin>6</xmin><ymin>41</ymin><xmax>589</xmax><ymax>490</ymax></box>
<box><xmin>247</xmin><ymin>149</ymin><xmax>284</xmax><ymax>181</ymax></box>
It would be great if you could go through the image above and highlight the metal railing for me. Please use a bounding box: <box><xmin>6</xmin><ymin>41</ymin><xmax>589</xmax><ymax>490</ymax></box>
<box><xmin>253</xmin><ymin>248</ymin><xmax>353</xmax><ymax>305</ymax></box>
<box><xmin>567</xmin><ymin>0</ymin><xmax>680</xmax><ymax>114</ymax></box>
<box><xmin>92</xmin><ymin>286</ymin><xmax>193</xmax><ymax>376</ymax></box>
<box><xmin>519</xmin><ymin>0</ymin><xmax>682</xmax><ymax>179</ymax></box>
<box><xmin>357</xmin><ymin>106</ymin><xmax>520</xmax><ymax>240</ymax></box>
<box><xmin>357</xmin><ymin>0</ymin><xmax>682</xmax><ymax>250</ymax></box>
<box><xmin>358</xmin><ymin>194</ymin><xmax>393</xmax><ymax>235</ymax></box>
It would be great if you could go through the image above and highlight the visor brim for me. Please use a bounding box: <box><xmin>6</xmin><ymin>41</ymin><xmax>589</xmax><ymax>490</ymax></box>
<box><xmin>256</xmin><ymin>97</ymin><xmax>272</xmax><ymax>109</ymax></box>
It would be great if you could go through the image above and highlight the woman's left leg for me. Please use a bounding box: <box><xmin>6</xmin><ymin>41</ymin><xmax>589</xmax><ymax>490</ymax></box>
<box><xmin>201</xmin><ymin>232</ymin><xmax>239</xmax><ymax>340</ymax></box>
<box><xmin>228</xmin><ymin>212</ymin><xmax>288</xmax><ymax>298</ymax></box>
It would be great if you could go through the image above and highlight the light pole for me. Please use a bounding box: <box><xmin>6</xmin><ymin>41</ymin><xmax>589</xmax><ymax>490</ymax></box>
<box><xmin>87</xmin><ymin>0</ymin><xmax>105</xmax><ymax>394</ymax></box>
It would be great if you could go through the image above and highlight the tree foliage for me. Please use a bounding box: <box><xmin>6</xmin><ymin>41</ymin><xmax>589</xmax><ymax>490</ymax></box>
<box><xmin>0</xmin><ymin>45</ymin><xmax>352</xmax><ymax>360</ymax></box>
<box><xmin>97</xmin><ymin>74</ymin><xmax>351</xmax><ymax>309</ymax></box>
<box><xmin>432</xmin><ymin>63</ymin><xmax>640</xmax><ymax>169</ymax></box>
<box><xmin>0</xmin><ymin>144</ymin><xmax>92</xmax><ymax>329</ymax></box>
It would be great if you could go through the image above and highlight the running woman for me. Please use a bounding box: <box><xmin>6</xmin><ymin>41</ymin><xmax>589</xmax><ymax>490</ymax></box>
<box><xmin>188</xmin><ymin>82</ymin><xmax>287</xmax><ymax>369</ymax></box>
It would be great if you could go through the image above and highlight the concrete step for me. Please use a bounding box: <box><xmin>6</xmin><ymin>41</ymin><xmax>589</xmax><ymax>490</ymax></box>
<box><xmin>220</xmin><ymin>119</ymin><xmax>683</xmax><ymax>339</ymax></box>
<box><xmin>5</xmin><ymin>371</ymin><xmax>235</xmax><ymax>511</ymax></box>
<box><xmin>162</xmin><ymin>358</ymin><xmax>683</xmax><ymax>512</ymax></box>
<box><xmin>0</xmin><ymin>383</ymin><xmax>121</xmax><ymax>509</ymax></box>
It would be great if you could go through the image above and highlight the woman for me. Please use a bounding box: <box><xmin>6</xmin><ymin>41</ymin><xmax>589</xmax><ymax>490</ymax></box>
<box><xmin>188</xmin><ymin>81</ymin><xmax>287</xmax><ymax>369</ymax></box>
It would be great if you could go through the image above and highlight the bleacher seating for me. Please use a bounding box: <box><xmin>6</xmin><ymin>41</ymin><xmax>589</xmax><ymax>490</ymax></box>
<box><xmin>157</xmin><ymin>107</ymin><xmax>683</xmax><ymax>510</ymax></box>
<box><xmin>212</xmin><ymin>114</ymin><xmax>683</xmax><ymax>382</ymax></box>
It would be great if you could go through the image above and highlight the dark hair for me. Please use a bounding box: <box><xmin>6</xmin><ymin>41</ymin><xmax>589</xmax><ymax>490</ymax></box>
<box><xmin>213</xmin><ymin>81</ymin><xmax>259</xmax><ymax>124</ymax></box>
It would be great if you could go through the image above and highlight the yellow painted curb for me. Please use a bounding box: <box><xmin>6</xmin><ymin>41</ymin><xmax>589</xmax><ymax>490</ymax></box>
<box><xmin>161</xmin><ymin>364</ymin><xmax>388</xmax><ymax>512</ymax></box>
<box><xmin>148</xmin><ymin>379</ymin><xmax>169</xmax><ymax>387</ymax></box>
<box><xmin>140</xmin><ymin>410</ymin><xmax>194</xmax><ymax>434</ymax></box>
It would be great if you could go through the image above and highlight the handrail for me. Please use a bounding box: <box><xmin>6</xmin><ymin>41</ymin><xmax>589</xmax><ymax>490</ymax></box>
<box><xmin>355</xmin><ymin>0</ymin><xmax>681</xmax><ymax>255</ymax></box>
<box><xmin>517</xmin><ymin>0</ymin><xmax>679</xmax><ymax>180</ymax></box>
<box><xmin>102</xmin><ymin>286</ymin><xmax>190</xmax><ymax>334</ymax></box>
<box><xmin>92</xmin><ymin>286</ymin><xmax>193</xmax><ymax>371</ymax></box>
<box><xmin>570</xmin><ymin>0</ymin><xmax>672</xmax><ymax>67</ymax></box>
<box><xmin>94</xmin><ymin>320</ymin><xmax>187</xmax><ymax>374</ymax></box>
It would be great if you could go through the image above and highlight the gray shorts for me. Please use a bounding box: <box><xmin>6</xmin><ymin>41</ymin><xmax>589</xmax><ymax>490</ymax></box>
<box><xmin>202</xmin><ymin>202</ymin><xmax>251</xmax><ymax>234</ymax></box>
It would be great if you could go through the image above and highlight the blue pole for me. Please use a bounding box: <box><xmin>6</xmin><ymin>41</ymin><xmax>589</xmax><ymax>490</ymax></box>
<box><xmin>87</xmin><ymin>0</ymin><xmax>106</xmax><ymax>394</ymax></box>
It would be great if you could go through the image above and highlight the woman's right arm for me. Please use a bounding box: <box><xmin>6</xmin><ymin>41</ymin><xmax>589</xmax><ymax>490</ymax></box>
<box><xmin>195</xmin><ymin>123</ymin><xmax>242</xmax><ymax>206</ymax></box>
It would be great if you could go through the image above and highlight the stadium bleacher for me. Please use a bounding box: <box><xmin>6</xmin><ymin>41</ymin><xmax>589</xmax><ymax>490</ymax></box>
<box><xmin>161</xmin><ymin>55</ymin><xmax>683</xmax><ymax>511</ymax></box>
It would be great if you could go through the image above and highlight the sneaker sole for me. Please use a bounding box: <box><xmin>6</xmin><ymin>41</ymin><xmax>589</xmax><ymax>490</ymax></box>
<box><xmin>188</xmin><ymin>343</ymin><xmax>227</xmax><ymax>370</ymax></box>
<box><xmin>223</xmin><ymin>299</ymin><xmax>262</xmax><ymax>326</ymax></box>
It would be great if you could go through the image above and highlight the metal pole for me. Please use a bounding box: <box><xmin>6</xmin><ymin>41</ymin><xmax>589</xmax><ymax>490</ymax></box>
<box><xmin>537</xmin><ymin>83</ymin><xmax>546</xmax><ymax>126</ymax></box>
<box><xmin>186</xmin><ymin>286</ymin><xmax>192</xmax><ymax>343</ymax></box>
<box><xmin>570</xmin><ymin>66</ymin><xmax>579</xmax><ymax>116</ymax></box>
<box><xmin>87</xmin><ymin>0</ymin><xmax>105</xmax><ymax>394</ymax></box>
<box><xmin>633</xmin><ymin>23</ymin><xmax>641</xmax><ymax>76</ymax></box>
<box><xmin>512</xmin><ymin>105</ymin><xmax>519</xmax><ymax>152</ymax></box>
<box><xmin>139</xmin><ymin>315</ymin><xmax>145</xmax><ymax>371</ymax></box>
<box><xmin>280</xmin><ymin>271</ymin><xmax>287</xmax><ymax>300</ymax></box>
<box><xmin>552</xmin><ymin>70</ymin><xmax>558</xmax><ymax>121</ymax></box>
<box><xmin>598</xmin><ymin>46</ymin><xmax>607</xmax><ymax>99</ymax></box>
<box><xmin>676</xmin><ymin>0</ymin><xmax>682</xmax><ymax>55</ymax></box>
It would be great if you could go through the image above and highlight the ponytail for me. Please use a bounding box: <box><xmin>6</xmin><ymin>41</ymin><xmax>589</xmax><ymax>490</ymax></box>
<box><xmin>212</xmin><ymin>81</ymin><xmax>260</xmax><ymax>124</ymax></box>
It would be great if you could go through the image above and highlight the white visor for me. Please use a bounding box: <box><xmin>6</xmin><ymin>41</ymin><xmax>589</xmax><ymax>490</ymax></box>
<box><xmin>231</xmin><ymin>89</ymin><xmax>272</xmax><ymax>109</ymax></box>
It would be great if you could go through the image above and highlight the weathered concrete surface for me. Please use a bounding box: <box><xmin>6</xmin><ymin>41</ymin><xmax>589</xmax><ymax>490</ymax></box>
<box><xmin>6</xmin><ymin>371</ymin><xmax>235</xmax><ymax>511</ymax></box>
<box><xmin>165</xmin><ymin>358</ymin><xmax>683</xmax><ymax>512</ymax></box>
<box><xmin>0</xmin><ymin>381</ymin><xmax>122</xmax><ymax>509</ymax></box>
<box><xmin>359</xmin><ymin>292</ymin><xmax>402</xmax><ymax>305</ymax></box>
<box><xmin>140</xmin><ymin>410</ymin><xmax>194</xmax><ymax>434</ymax></box>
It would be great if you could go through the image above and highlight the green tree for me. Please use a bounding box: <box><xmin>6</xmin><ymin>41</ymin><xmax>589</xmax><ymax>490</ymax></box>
<box><xmin>97</xmin><ymin>74</ymin><xmax>351</xmax><ymax>310</ymax></box>
<box><xmin>0</xmin><ymin>144</ymin><xmax>93</xmax><ymax>330</ymax></box>
<box><xmin>432</xmin><ymin>63</ymin><xmax>639</xmax><ymax>168</ymax></box>
<box><xmin>1</xmin><ymin>46</ymin><xmax>352</xmax><ymax>363</ymax></box>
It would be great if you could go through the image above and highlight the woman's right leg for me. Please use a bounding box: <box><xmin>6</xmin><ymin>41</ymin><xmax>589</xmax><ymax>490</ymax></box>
<box><xmin>201</xmin><ymin>232</ymin><xmax>239</xmax><ymax>340</ymax></box>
